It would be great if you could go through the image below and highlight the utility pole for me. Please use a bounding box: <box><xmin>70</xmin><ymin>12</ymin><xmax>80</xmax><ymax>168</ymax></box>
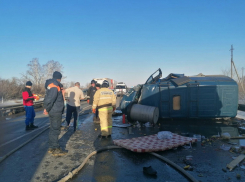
<box><xmin>230</xmin><ymin>45</ymin><xmax>234</xmax><ymax>78</ymax></box>
<box><xmin>242</xmin><ymin>67</ymin><xmax>244</xmax><ymax>88</ymax></box>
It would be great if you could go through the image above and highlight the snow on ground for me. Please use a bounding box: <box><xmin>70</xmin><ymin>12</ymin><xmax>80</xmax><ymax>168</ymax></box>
<box><xmin>236</xmin><ymin>110</ymin><xmax>245</xmax><ymax>120</ymax></box>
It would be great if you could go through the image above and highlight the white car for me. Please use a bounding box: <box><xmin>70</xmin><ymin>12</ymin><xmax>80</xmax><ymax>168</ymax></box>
<box><xmin>115</xmin><ymin>82</ymin><xmax>127</xmax><ymax>96</ymax></box>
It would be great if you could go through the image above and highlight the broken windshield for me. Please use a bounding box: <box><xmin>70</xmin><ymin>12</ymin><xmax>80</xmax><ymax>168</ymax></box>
<box><xmin>145</xmin><ymin>68</ymin><xmax>162</xmax><ymax>84</ymax></box>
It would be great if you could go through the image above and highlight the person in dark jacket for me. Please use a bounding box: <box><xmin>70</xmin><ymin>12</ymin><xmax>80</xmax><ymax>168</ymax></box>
<box><xmin>87</xmin><ymin>80</ymin><xmax>97</xmax><ymax>105</ymax></box>
<box><xmin>94</xmin><ymin>83</ymin><xmax>101</xmax><ymax>123</ymax></box>
<box><xmin>22</xmin><ymin>81</ymin><xmax>38</xmax><ymax>130</ymax></box>
<box><xmin>43</xmin><ymin>71</ymin><xmax>67</xmax><ymax>156</ymax></box>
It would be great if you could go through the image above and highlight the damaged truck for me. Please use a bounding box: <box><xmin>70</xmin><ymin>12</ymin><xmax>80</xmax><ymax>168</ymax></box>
<box><xmin>120</xmin><ymin>68</ymin><xmax>238</xmax><ymax>124</ymax></box>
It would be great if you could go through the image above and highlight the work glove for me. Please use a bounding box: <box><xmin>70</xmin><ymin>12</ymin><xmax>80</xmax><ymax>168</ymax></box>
<box><xmin>87</xmin><ymin>99</ymin><xmax>90</xmax><ymax>104</ymax></box>
<box><xmin>92</xmin><ymin>109</ymin><xmax>96</xmax><ymax>113</ymax></box>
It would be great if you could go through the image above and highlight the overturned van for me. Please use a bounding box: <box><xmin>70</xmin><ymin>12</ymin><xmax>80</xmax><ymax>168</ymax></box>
<box><xmin>120</xmin><ymin>69</ymin><xmax>238</xmax><ymax>123</ymax></box>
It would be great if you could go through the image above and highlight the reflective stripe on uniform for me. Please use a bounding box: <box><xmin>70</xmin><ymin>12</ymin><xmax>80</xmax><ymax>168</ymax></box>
<box><xmin>101</xmin><ymin>126</ymin><xmax>112</xmax><ymax>130</ymax></box>
<box><xmin>99</xmin><ymin>97</ymin><xmax>112</xmax><ymax>100</ymax></box>
<box><xmin>98</xmin><ymin>106</ymin><xmax>113</xmax><ymax>111</ymax></box>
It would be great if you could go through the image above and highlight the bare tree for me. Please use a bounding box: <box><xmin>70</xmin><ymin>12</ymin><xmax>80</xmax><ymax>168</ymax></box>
<box><xmin>0</xmin><ymin>77</ymin><xmax>23</xmax><ymax>100</ymax></box>
<box><xmin>42</xmin><ymin>60</ymin><xmax>65</xmax><ymax>81</ymax></box>
<box><xmin>21</xmin><ymin>58</ymin><xmax>43</xmax><ymax>87</ymax></box>
<box><xmin>63</xmin><ymin>81</ymin><xmax>75</xmax><ymax>89</ymax></box>
<box><xmin>85</xmin><ymin>82</ymin><xmax>91</xmax><ymax>89</ymax></box>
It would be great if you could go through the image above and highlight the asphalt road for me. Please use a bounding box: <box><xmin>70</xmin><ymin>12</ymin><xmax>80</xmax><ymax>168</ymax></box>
<box><xmin>0</xmin><ymin>100</ymin><xmax>88</xmax><ymax>159</ymax></box>
<box><xmin>1</xmin><ymin>97</ymin><xmax>245</xmax><ymax>182</ymax></box>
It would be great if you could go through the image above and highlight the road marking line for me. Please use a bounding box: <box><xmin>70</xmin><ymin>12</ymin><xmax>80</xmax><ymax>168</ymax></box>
<box><xmin>0</xmin><ymin>119</ymin><xmax>50</xmax><ymax>148</ymax></box>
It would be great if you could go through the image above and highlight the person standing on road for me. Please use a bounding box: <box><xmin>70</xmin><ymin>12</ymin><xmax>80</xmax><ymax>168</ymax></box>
<box><xmin>43</xmin><ymin>71</ymin><xmax>67</xmax><ymax>156</ymax></box>
<box><xmin>22</xmin><ymin>81</ymin><xmax>38</xmax><ymax>131</ymax></box>
<box><xmin>87</xmin><ymin>80</ymin><xmax>97</xmax><ymax>105</ymax></box>
<box><xmin>92</xmin><ymin>80</ymin><xmax>116</xmax><ymax>138</ymax></box>
<box><xmin>64</xmin><ymin>82</ymin><xmax>84</xmax><ymax>131</ymax></box>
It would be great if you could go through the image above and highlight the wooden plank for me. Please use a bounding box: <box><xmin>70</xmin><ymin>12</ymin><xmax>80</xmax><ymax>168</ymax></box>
<box><xmin>227</xmin><ymin>154</ymin><xmax>245</xmax><ymax>171</ymax></box>
<box><xmin>230</xmin><ymin>136</ymin><xmax>245</xmax><ymax>139</ymax></box>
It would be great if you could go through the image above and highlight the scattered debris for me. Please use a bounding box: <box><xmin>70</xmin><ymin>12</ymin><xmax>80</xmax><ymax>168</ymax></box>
<box><xmin>183</xmin><ymin>145</ymin><xmax>191</xmax><ymax>149</ymax></box>
<box><xmin>198</xmin><ymin>174</ymin><xmax>203</xmax><ymax>177</ymax></box>
<box><xmin>136</xmin><ymin>121</ymin><xmax>141</xmax><ymax>128</ymax></box>
<box><xmin>193</xmin><ymin>134</ymin><xmax>201</xmax><ymax>142</ymax></box>
<box><xmin>157</xmin><ymin>131</ymin><xmax>173</xmax><ymax>140</ymax></box>
<box><xmin>186</xmin><ymin>155</ymin><xmax>193</xmax><ymax>160</ymax></box>
<box><xmin>221</xmin><ymin>132</ymin><xmax>231</xmax><ymax>139</ymax></box>
<box><xmin>184</xmin><ymin>165</ymin><xmax>190</xmax><ymax>170</ymax></box>
<box><xmin>220</xmin><ymin>144</ymin><xmax>231</xmax><ymax>151</ymax></box>
<box><xmin>240</xmin><ymin>165</ymin><xmax>245</xmax><ymax>169</ymax></box>
<box><xmin>144</xmin><ymin>122</ymin><xmax>152</xmax><ymax>127</ymax></box>
<box><xmin>189</xmin><ymin>166</ymin><xmax>194</xmax><ymax>171</ymax></box>
<box><xmin>183</xmin><ymin>159</ymin><xmax>192</xmax><ymax>165</ymax></box>
<box><xmin>228</xmin><ymin>142</ymin><xmax>237</xmax><ymax>145</ymax></box>
<box><xmin>222</xmin><ymin>168</ymin><xmax>227</xmax><ymax>172</ymax></box>
<box><xmin>143</xmin><ymin>166</ymin><xmax>157</xmax><ymax>175</ymax></box>
<box><xmin>227</xmin><ymin>154</ymin><xmax>245</xmax><ymax>171</ymax></box>
<box><xmin>236</xmin><ymin>173</ymin><xmax>241</xmax><ymax>179</ymax></box>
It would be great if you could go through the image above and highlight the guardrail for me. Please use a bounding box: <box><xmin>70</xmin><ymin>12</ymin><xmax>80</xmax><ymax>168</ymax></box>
<box><xmin>0</xmin><ymin>99</ymin><xmax>88</xmax><ymax>117</ymax></box>
<box><xmin>0</xmin><ymin>101</ymin><xmax>44</xmax><ymax>116</ymax></box>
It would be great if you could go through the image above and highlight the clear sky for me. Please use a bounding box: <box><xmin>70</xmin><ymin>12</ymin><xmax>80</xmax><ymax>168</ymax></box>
<box><xmin>0</xmin><ymin>0</ymin><xmax>244</xmax><ymax>87</ymax></box>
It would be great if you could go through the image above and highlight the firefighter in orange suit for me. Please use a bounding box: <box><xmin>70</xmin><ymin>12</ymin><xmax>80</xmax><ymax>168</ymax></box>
<box><xmin>92</xmin><ymin>80</ymin><xmax>116</xmax><ymax>138</ymax></box>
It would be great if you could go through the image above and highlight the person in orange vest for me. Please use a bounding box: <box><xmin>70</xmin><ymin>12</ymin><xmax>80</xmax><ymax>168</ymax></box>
<box><xmin>43</xmin><ymin>71</ymin><xmax>67</xmax><ymax>156</ymax></box>
<box><xmin>22</xmin><ymin>81</ymin><xmax>38</xmax><ymax>131</ymax></box>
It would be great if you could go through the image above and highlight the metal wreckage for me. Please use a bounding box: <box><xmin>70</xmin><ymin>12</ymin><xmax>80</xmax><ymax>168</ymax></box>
<box><xmin>120</xmin><ymin>68</ymin><xmax>238</xmax><ymax>124</ymax></box>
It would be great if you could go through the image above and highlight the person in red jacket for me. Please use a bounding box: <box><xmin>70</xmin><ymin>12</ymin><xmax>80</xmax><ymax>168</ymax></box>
<box><xmin>22</xmin><ymin>81</ymin><xmax>38</xmax><ymax>130</ymax></box>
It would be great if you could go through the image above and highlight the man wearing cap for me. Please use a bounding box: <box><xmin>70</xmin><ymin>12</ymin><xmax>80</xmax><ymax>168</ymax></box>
<box><xmin>87</xmin><ymin>80</ymin><xmax>97</xmax><ymax>105</ymax></box>
<box><xmin>92</xmin><ymin>80</ymin><xmax>116</xmax><ymax>138</ymax></box>
<box><xmin>22</xmin><ymin>81</ymin><xmax>38</xmax><ymax>130</ymax></box>
<box><xmin>64</xmin><ymin>82</ymin><xmax>84</xmax><ymax>131</ymax></box>
<box><xmin>43</xmin><ymin>71</ymin><xmax>67</xmax><ymax>156</ymax></box>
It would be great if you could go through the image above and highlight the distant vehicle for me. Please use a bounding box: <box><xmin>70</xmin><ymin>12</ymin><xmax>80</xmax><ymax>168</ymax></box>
<box><xmin>93</xmin><ymin>78</ymin><xmax>117</xmax><ymax>89</ymax></box>
<box><xmin>120</xmin><ymin>68</ymin><xmax>238</xmax><ymax>122</ymax></box>
<box><xmin>82</xmin><ymin>89</ymin><xmax>88</xmax><ymax>100</ymax></box>
<box><xmin>115</xmin><ymin>82</ymin><xmax>127</xmax><ymax>96</ymax></box>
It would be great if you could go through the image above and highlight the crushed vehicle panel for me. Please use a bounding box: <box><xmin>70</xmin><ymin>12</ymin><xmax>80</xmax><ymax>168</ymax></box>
<box><xmin>120</xmin><ymin>68</ymin><xmax>238</xmax><ymax>121</ymax></box>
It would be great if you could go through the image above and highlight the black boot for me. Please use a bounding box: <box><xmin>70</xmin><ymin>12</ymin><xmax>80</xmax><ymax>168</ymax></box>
<box><xmin>26</xmin><ymin>125</ymin><xmax>34</xmax><ymax>131</ymax></box>
<box><xmin>30</xmin><ymin>123</ymin><xmax>38</xmax><ymax>129</ymax></box>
